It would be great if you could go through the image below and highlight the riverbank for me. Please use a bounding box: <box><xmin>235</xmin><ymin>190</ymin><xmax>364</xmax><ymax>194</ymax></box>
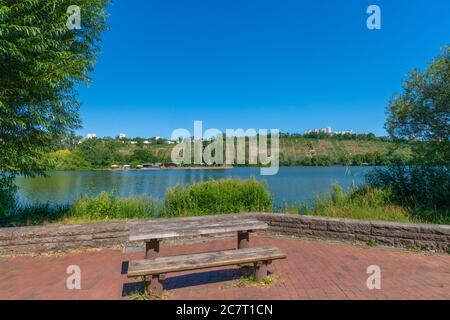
<box><xmin>46</xmin><ymin>164</ymin><xmax>380</xmax><ymax>172</ymax></box>
<box><xmin>112</xmin><ymin>165</ymin><xmax>234</xmax><ymax>171</ymax></box>
<box><xmin>3</xmin><ymin>178</ymin><xmax>449</xmax><ymax>227</ymax></box>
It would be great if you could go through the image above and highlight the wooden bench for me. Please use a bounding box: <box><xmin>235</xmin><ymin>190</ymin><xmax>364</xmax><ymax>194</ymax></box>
<box><xmin>127</xmin><ymin>246</ymin><xmax>286</xmax><ymax>295</ymax></box>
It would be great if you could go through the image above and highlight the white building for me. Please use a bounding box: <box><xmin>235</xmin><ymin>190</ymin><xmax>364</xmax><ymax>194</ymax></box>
<box><xmin>333</xmin><ymin>130</ymin><xmax>353</xmax><ymax>135</ymax></box>
<box><xmin>86</xmin><ymin>133</ymin><xmax>96</xmax><ymax>139</ymax></box>
<box><xmin>118</xmin><ymin>133</ymin><xmax>126</xmax><ymax>139</ymax></box>
<box><xmin>303</xmin><ymin>127</ymin><xmax>353</xmax><ymax>135</ymax></box>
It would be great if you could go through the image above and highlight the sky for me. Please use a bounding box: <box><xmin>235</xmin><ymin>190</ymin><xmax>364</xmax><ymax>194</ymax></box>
<box><xmin>77</xmin><ymin>0</ymin><xmax>450</xmax><ymax>138</ymax></box>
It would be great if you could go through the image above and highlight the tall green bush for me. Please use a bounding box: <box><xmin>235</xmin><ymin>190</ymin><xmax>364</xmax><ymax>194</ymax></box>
<box><xmin>161</xmin><ymin>179</ymin><xmax>273</xmax><ymax>217</ymax></box>
<box><xmin>0</xmin><ymin>175</ymin><xmax>16</xmax><ymax>218</ymax></box>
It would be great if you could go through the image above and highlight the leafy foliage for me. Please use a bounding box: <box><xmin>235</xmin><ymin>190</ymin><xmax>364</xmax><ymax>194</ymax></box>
<box><xmin>0</xmin><ymin>174</ymin><xmax>15</xmax><ymax>217</ymax></box>
<box><xmin>285</xmin><ymin>183</ymin><xmax>449</xmax><ymax>224</ymax></box>
<box><xmin>161</xmin><ymin>178</ymin><xmax>273</xmax><ymax>217</ymax></box>
<box><xmin>0</xmin><ymin>0</ymin><xmax>109</xmax><ymax>176</ymax></box>
<box><xmin>0</xmin><ymin>0</ymin><xmax>109</xmax><ymax>214</ymax></box>
<box><xmin>385</xmin><ymin>46</ymin><xmax>449</xmax><ymax>165</ymax></box>
<box><xmin>368</xmin><ymin>47</ymin><xmax>449</xmax><ymax>213</ymax></box>
<box><xmin>0</xmin><ymin>192</ymin><xmax>158</xmax><ymax>227</ymax></box>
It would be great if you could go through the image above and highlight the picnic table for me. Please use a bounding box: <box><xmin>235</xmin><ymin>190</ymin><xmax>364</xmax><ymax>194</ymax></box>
<box><xmin>126</xmin><ymin>215</ymin><xmax>286</xmax><ymax>295</ymax></box>
<box><xmin>129</xmin><ymin>215</ymin><xmax>268</xmax><ymax>258</ymax></box>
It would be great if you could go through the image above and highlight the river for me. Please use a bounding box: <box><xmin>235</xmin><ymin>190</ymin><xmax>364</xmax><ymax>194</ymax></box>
<box><xmin>14</xmin><ymin>166</ymin><xmax>376</xmax><ymax>207</ymax></box>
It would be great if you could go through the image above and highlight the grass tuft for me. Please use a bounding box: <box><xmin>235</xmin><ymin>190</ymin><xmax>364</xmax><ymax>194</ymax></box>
<box><xmin>161</xmin><ymin>178</ymin><xmax>273</xmax><ymax>217</ymax></box>
<box><xmin>281</xmin><ymin>183</ymin><xmax>449</xmax><ymax>224</ymax></box>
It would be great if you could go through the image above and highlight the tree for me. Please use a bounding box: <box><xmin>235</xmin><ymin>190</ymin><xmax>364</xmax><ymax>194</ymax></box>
<box><xmin>0</xmin><ymin>1</ymin><xmax>109</xmax><ymax>214</ymax></box>
<box><xmin>385</xmin><ymin>46</ymin><xmax>449</xmax><ymax>165</ymax></box>
<box><xmin>77</xmin><ymin>139</ymin><xmax>116</xmax><ymax>168</ymax></box>
<box><xmin>368</xmin><ymin>47</ymin><xmax>449</xmax><ymax>211</ymax></box>
<box><xmin>130</xmin><ymin>148</ymin><xmax>158</xmax><ymax>164</ymax></box>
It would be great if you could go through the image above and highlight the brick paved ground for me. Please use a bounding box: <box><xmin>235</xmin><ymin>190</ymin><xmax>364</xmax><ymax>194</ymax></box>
<box><xmin>0</xmin><ymin>236</ymin><xmax>449</xmax><ymax>300</ymax></box>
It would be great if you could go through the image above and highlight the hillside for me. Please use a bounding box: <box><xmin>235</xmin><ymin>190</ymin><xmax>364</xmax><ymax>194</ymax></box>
<box><xmin>44</xmin><ymin>134</ymin><xmax>412</xmax><ymax>170</ymax></box>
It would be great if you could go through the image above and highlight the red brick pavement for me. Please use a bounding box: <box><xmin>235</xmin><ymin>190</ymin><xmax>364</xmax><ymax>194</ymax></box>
<box><xmin>0</xmin><ymin>236</ymin><xmax>449</xmax><ymax>300</ymax></box>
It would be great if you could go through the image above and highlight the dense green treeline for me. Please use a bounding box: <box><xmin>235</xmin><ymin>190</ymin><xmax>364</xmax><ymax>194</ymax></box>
<box><xmin>43</xmin><ymin>133</ymin><xmax>412</xmax><ymax>170</ymax></box>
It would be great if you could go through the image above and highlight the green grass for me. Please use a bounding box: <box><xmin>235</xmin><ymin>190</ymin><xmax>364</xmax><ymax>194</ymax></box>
<box><xmin>161</xmin><ymin>178</ymin><xmax>273</xmax><ymax>217</ymax></box>
<box><xmin>1</xmin><ymin>179</ymin><xmax>448</xmax><ymax>227</ymax></box>
<box><xmin>235</xmin><ymin>274</ymin><xmax>275</xmax><ymax>288</ymax></box>
<box><xmin>0</xmin><ymin>192</ymin><xmax>158</xmax><ymax>227</ymax></box>
<box><xmin>367</xmin><ymin>239</ymin><xmax>377</xmax><ymax>247</ymax></box>
<box><xmin>69</xmin><ymin>192</ymin><xmax>158</xmax><ymax>221</ymax></box>
<box><xmin>281</xmin><ymin>183</ymin><xmax>450</xmax><ymax>224</ymax></box>
<box><xmin>0</xmin><ymin>179</ymin><xmax>272</xmax><ymax>226</ymax></box>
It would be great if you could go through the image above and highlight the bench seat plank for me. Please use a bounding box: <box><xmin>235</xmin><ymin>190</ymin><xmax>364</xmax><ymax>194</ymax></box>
<box><xmin>127</xmin><ymin>246</ymin><xmax>286</xmax><ymax>277</ymax></box>
<box><xmin>129</xmin><ymin>218</ymin><xmax>267</xmax><ymax>241</ymax></box>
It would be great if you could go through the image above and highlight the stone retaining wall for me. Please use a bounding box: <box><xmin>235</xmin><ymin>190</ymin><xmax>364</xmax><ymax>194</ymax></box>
<box><xmin>247</xmin><ymin>213</ymin><xmax>450</xmax><ymax>253</ymax></box>
<box><xmin>0</xmin><ymin>213</ymin><xmax>449</xmax><ymax>256</ymax></box>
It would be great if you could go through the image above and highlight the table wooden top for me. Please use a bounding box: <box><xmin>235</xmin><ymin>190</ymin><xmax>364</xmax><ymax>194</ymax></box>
<box><xmin>129</xmin><ymin>215</ymin><xmax>268</xmax><ymax>241</ymax></box>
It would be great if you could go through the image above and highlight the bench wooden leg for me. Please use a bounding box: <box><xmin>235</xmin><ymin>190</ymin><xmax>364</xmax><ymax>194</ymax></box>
<box><xmin>145</xmin><ymin>239</ymin><xmax>160</xmax><ymax>259</ymax></box>
<box><xmin>237</xmin><ymin>231</ymin><xmax>250</xmax><ymax>249</ymax></box>
<box><xmin>254</xmin><ymin>261</ymin><xmax>268</xmax><ymax>282</ymax></box>
<box><xmin>148</xmin><ymin>274</ymin><xmax>164</xmax><ymax>296</ymax></box>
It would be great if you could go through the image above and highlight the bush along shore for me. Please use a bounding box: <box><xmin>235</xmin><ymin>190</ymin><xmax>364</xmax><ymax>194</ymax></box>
<box><xmin>0</xmin><ymin>178</ymin><xmax>448</xmax><ymax>228</ymax></box>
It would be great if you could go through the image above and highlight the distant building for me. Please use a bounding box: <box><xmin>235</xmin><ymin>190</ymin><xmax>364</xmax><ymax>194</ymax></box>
<box><xmin>118</xmin><ymin>133</ymin><xmax>126</xmax><ymax>139</ymax></box>
<box><xmin>333</xmin><ymin>130</ymin><xmax>353</xmax><ymax>135</ymax></box>
<box><xmin>143</xmin><ymin>140</ymin><xmax>151</xmax><ymax>145</ymax></box>
<box><xmin>129</xmin><ymin>141</ymin><xmax>137</xmax><ymax>145</ymax></box>
<box><xmin>303</xmin><ymin>127</ymin><xmax>353</xmax><ymax>135</ymax></box>
<box><xmin>165</xmin><ymin>140</ymin><xmax>175</xmax><ymax>145</ymax></box>
<box><xmin>86</xmin><ymin>133</ymin><xmax>96</xmax><ymax>139</ymax></box>
<box><xmin>154</xmin><ymin>136</ymin><xmax>161</xmax><ymax>141</ymax></box>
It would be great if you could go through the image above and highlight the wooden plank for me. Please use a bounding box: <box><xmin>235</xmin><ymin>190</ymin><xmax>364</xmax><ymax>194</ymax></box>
<box><xmin>127</xmin><ymin>246</ymin><xmax>286</xmax><ymax>277</ymax></box>
<box><xmin>129</xmin><ymin>217</ymin><xmax>267</xmax><ymax>241</ymax></box>
<box><xmin>130</xmin><ymin>216</ymin><xmax>263</xmax><ymax>233</ymax></box>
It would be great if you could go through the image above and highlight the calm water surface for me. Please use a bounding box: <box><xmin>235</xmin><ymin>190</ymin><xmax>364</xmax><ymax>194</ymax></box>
<box><xmin>15</xmin><ymin>167</ymin><xmax>376</xmax><ymax>207</ymax></box>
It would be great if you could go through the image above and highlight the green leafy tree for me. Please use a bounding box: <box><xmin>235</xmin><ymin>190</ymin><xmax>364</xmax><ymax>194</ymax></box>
<box><xmin>77</xmin><ymin>139</ymin><xmax>116</xmax><ymax>168</ymax></box>
<box><xmin>385</xmin><ymin>46</ymin><xmax>449</xmax><ymax>164</ymax></box>
<box><xmin>368</xmin><ymin>47</ymin><xmax>449</xmax><ymax>211</ymax></box>
<box><xmin>0</xmin><ymin>1</ymin><xmax>109</xmax><ymax>214</ymax></box>
<box><xmin>129</xmin><ymin>148</ymin><xmax>158</xmax><ymax>164</ymax></box>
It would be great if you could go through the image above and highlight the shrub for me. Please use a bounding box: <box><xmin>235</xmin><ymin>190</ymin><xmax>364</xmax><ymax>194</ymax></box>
<box><xmin>1</xmin><ymin>192</ymin><xmax>158</xmax><ymax>227</ymax></box>
<box><xmin>295</xmin><ymin>183</ymin><xmax>413</xmax><ymax>222</ymax></box>
<box><xmin>161</xmin><ymin>178</ymin><xmax>273</xmax><ymax>217</ymax></box>
<box><xmin>1</xmin><ymin>203</ymin><xmax>71</xmax><ymax>227</ymax></box>
<box><xmin>291</xmin><ymin>182</ymin><xmax>449</xmax><ymax>224</ymax></box>
<box><xmin>69</xmin><ymin>192</ymin><xmax>158</xmax><ymax>220</ymax></box>
<box><xmin>367</xmin><ymin>165</ymin><xmax>450</xmax><ymax>210</ymax></box>
<box><xmin>0</xmin><ymin>175</ymin><xmax>16</xmax><ymax>219</ymax></box>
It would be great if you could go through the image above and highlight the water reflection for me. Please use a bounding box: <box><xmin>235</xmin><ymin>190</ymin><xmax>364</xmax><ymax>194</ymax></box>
<box><xmin>15</xmin><ymin>167</ymin><xmax>374</xmax><ymax>207</ymax></box>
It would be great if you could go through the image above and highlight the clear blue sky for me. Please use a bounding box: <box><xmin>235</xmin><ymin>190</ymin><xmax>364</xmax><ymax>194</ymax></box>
<box><xmin>77</xmin><ymin>0</ymin><xmax>450</xmax><ymax>138</ymax></box>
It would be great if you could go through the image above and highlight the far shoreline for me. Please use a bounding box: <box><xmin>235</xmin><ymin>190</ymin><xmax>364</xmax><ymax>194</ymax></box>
<box><xmin>112</xmin><ymin>166</ymin><xmax>234</xmax><ymax>171</ymax></box>
<box><xmin>27</xmin><ymin>165</ymin><xmax>382</xmax><ymax>174</ymax></box>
